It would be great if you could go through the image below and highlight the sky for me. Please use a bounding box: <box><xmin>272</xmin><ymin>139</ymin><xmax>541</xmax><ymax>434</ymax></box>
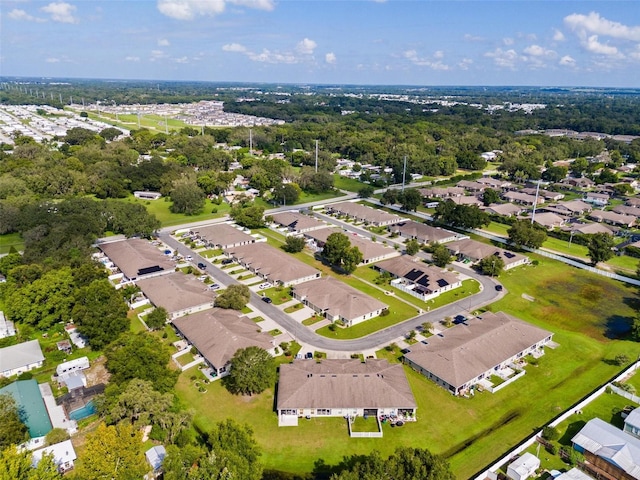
<box><xmin>1</xmin><ymin>0</ymin><xmax>640</xmax><ymax>87</ymax></box>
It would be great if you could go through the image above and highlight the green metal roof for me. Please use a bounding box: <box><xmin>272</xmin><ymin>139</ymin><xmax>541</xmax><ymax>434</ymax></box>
<box><xmin>0</xmin><ymin>380</ymin><xmax>52</xmax><ymax>438</ymax></box>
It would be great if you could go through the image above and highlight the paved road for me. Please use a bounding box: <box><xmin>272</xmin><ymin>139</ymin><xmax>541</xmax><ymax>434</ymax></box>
<box><xmin>158</xmin><ymin>227</ymin><xmax>504</xmax><ymax>352</ymax></box>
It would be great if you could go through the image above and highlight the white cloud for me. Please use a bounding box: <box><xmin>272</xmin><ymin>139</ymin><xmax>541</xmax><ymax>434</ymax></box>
<box><xmin>458</xmin><ymin>58</ymin><xmax>473</xmax><ymax>70</ymax></box>
<box><xmin>125</xmin><ymin>56</ymin><xmax>140</xmax><ymax>62</ymax></box>
<box><xmin>157</xmin><ymin>0</ymin><xmax>274</xmax><ymax>20</ymax></box>
<box><xmin>564</xmin><ymin>11</ymin><xmax>640</xmax><ymax>42</ymax></box>
<box><xmin>222</xmin><ymin>39</ymin><xmax>323</xmax><ymax>65</ymax></box>
<box><xmin>403</xmin><ymin>49</ymin><xmax>450</xmax><ymax>70</ymax></box>
<box><xmin>559</xmin><ymin>55</ymin><xmax>576</xmax><ymax>66</ymax></box>
<box><xmin>150</xmin><ymin>50</ymin><xmax>169</xmax><ymax>61</ymax></box>
<box><xmin>158</xmin><ymin>38</ymin><xmax>170</xmax><ymax>47</ymax></box>
<box><xmin>584</xmin><ymin>34</ymin><xmax>620</xmax><ymax>56</ymax></box>
<box><xmin>40</xmin><ymin>2</ymin><xmax>78</xmax><ymax>24</ymax></box>
<box><xmin>174</xmin><ymin>56</ymin><xmax>189</xmax><ymax>63</ymax></box>
<box><xmin>630</xmin><ymin>45</ymin><xmax>640</xmax><ymax>61</ymax></box>
<box><xmin>8</xmin><ymin>9</ymin><xmax>46</xmax><ymax>22</ymax></box>
<box><xmin>463</xmin><ymin>33</ymin><xmax>484</xmax><ymax>42</ymax></box>
<box><xmin>484</xmin><ymin>48</ymin><xmax>521</xmax><ymax>68</ymax></box>
<box><xmin>553</xmin><ymin>29</ymin><xmax>565</xmax><ymax>42</ymax></box>
<box><xmin>247</xmin><ymin>49</ymin><xmax>297</xmax><ymax>64</ymax></box>
<box><xmin>46</xmin><ymin>57</ymin><xmax>60</xmax><ymax>63</ymax></box>
<box><xmin>296</xmin><ymin>38</ymin><xmax>317</xmax><ymax>55</ymax></box>
<box><xmin>523</xmin><ymin>44</ymin><xmax>556</xmax><ymax>58</ymax></box>
<box><xmin>503</xmin><ymin>37</ymin><xmax>514</xmax><ymax>46</ymax></box>
<box><xmin>222</xmin><ymin>43</ymin><xmax>247</xmax><ymax>52</ymax></box>
<box><xmin>325</xmin><ymin>52</ymin><xmax>336</xmax><ymax>64</ymax></box>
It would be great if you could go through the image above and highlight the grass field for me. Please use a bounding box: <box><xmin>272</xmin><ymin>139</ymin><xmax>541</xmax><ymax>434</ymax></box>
<box><xmin>172</xmin><ymin>248</ymin><xmax>640</xmax><ymax>479</ymax></box>
<box><xmin>333</xmin><ymin>175</ymin><xmax>367</xmax><ymax>192</ymax></box>
<box><xmin>0</xmin><ymin>232</ymin><xmax>24</xmax><ymax>254</ymax></box>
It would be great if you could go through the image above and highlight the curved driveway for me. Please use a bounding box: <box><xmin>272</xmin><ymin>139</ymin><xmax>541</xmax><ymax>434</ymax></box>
<box><xmin>158</xmin><ymin>228</ymin><xmax>504</xmax><ymax>352</ymax></box>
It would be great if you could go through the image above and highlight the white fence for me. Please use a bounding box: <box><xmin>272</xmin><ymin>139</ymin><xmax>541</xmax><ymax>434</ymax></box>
<box><xmin>473</xmin><ymin>361</ymin><xmax>640</xmax><ymax>480</ymax></box>
<box><xmin>486</xmin><ymin>370</ymin><xmax>526</xmax><ymax>394</ymax></box>
<box><xmin>609</xmin><ymin>384</ymin><xmax>640</xmax><ymax>405</ymax></box>
<box><xmin>347</xmin><ymin>417</ymin><xmax>384</xmax><ymax>438</ymax></box>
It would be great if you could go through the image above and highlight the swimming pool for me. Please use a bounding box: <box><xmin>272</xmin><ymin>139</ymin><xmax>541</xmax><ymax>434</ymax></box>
<box><xmin>68</xmin><ymin>400</ymin><xmax>96</xmax><ymax>421</ymax></box>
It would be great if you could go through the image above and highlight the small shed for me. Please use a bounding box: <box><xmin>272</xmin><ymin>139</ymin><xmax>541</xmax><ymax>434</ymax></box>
<box><xmin>507</xmin><ymin>452</ymin><xmax>540</xmax><ymax>480</ymax></box>
<box><xmin>145</xmin><ymin>445</ymin><xmax>167</xmax><ymax>471</ymax></box>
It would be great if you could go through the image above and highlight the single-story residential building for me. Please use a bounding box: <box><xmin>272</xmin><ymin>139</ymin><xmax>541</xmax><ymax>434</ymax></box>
<box><xmin>627</xmin><ymin>197</ymin><xmax>640</xmax><ymax>208</ymax></box>
<box><xmin>584</xmin><ymin>192</ymin><xmax>610</xmax><ymax>206</ymax></box>
<box><xmin>225</xmin><ymin>243</ymin><xmax>321</xmax><ymax>286</ymax></box>
<box><xmin>589</xmin><ymin>210</ymin><xmax>637</xmax><ymax>228</ymax></box>
<box><xmin>291</xmin><ymin>277</ymin><xmax>387</xmax><ymax>327</ymax></box>
<box><xmin>388</xmin><ymin>220</ymin><xmax>461</xmax><ymax>244</ymax></box>
<box><xmin>506</xmin><ymin>452</ymin><xmax>540</xmax><ymax>480</ymax></box>
<box><xmin>403</xmin><ymin>312</ymin><xmax>553</xmax><ymax>395</ymax></box>
<box><xmin>325</xmin><ymin>201</ymin><xmax>405</xmax><ymax>227</ymax></box>
<box><xmin>553</xmin><ymin>199</ymin><xmax>593</xmax><ymax>216</ymax></box>
<box><xmin>568</xmin><ymin>222</ymin><xmax>614</xmax><ymax>235</ymax></box>
<box><xmin>532</xmin><ymin>212</ymin><xmax>566</xmax><ymax>229</ymax></box>
<box><xmin>449</xmin><ymin>195</ymin><xmax>483</xmax><ymax>206</ymax></box>
<box><xmin>625</xmin><ymin>408</ymin><xmax>640</xmax><ymax>440</ymax></box>
<box><xmin>193</xmin><ymin>223</ymin><xmax>256</xmax><ymax>250</ymax></box>
<box><xmin>0</xmin><ymin>380</ymin><xmax>53</xmax><ymax>438</ymax></box>
<box><xmin>418</xmin><ymin>186</ymin><xmax>465</xmax><ymax>199</ymax></box>
<box><xmin>271</xmin><ymin>211</ymin><xmax>328</xmax><ymax>234</ymax></box>
<box><xmin>56</xmin><ymin>357</ymin><xmax>89</xmax><ymax>377</ymax></box>
<box><xmin>0</xmin><ymin>340</ymin><xmax>45</xmax><ymax>377</ymax></box>
<box><xmin>304</xmin><ymin>227</ymin><xmax>399</xmax><ymax>265</ymax></box>
<box><xmin>136</xmin><ymin>272</ymin><xmax>215</xmax><ymax>319</ymax></box>
<box><xmin>563</xmin><ymin>177</ymin><xmax>595</xmax><ymax>189</ymax></box>
<box><xmin>554</xmin><ymin>468</ymin><xmax>594</xmax><ymax>480</ymax></box>
<box><xmin>98</xmin><ymin>238</ymin><xmax>174</xmax><ymax>281</ymax></box>
<box><xmin>374</xmin><ymin>256</ymin><xmax>462</xmax><ymax>301</ymax></box>
<box><xmin>613</xmin><ymin>205</ymin><xmax>640</xmax><ymax>217</ymax></box>
<box><xmin>0</xmin><ymin>311</ymin><xmax>16</xmax><ymax>339</ymax></box>
<box><xmin>485</xmin><ymin>203</ymin><xmax>524</xmax><ymax>217</ymax></box>
<box><xmin>457</xmin><ymin>180</ymin><xmax>487</xmax><ymax>192</ymax></box>
<box><xmin>477</xmin><ymin>177</ymin><xmax>511</xmax><ymax>189</ymax></box>
<box><xmin>32</xmin><ymin>440</ymin><xmax>77</xmax><ymax>473</ymax></box>
<box><xmin>573</xmin><ymin>417</ymin><xmax>640</xmax><ymax>480</ymax></box>
<box><xmin>276</xmin><ymin>359</ymin><xmax>417</xmax><ymax>426</ymax></box>
<box><xmin>502</xmin><ymin>191</ymin><xmax>544</xmax><ymax>206</ymax></box>
<box><xmin>133</xmin><ymin>191</ymin><xmax>162</xmax><ymax>200</ymax></box>
<box><xmin>446</xmin><ymin>239</ymin><xmax>529</xmax><ymax>270</ymax></box>
<box><xmin>172</xmin><ymin>308</ymin><xmax>276</xmax><ymax>379</ymax></box>
<box><xmin>521</xmin><ymin>187</ymin><xmax>564</xmax><ymax>201</ymax></box>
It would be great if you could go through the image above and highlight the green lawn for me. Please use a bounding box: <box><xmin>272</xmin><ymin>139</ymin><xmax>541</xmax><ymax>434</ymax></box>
<box><xmin>0</xmin><ymin>232</ymin><xmax>24</xmax><ymax>254</ymax></box>
<box><xmin>113</xmin><ymin>194</ymin><xmax>231</xmax><ymax>227</ymax></box>
<box><xmin>333</xmin><ymin>175</ymin><xmax>367</xmax><ymax>192</ymax></box>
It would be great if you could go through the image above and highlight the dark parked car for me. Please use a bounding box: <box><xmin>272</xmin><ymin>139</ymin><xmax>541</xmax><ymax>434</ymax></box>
<box><xmin>262</xmin><ymin>296</ymin><xmax>272</xmax><ymax>303</ymax></box>
<box><xmin>453</xmin><ymin>315</ymin><xmax>467</xmax><ymax>324</ymax></box>
<box><xmin>197</xmin><ymin>262</ymin><xmax>206</xmax><ymax>270</ymax></box>
<box><xmin>495</xmin><ymin>285</ymin><xmax>503</xmax><ymax>291</ymax></box>
<box><xmin>221</xmin><ymin>258</ymin><xmax>233</xmax><ymax>265</ymax></box>
<box><xmin>305</xmin><ymin>352</ymin><xmax>313</xmax><ymax>359</ymax></box>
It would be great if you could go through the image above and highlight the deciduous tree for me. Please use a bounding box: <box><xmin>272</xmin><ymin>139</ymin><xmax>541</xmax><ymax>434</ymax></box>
<box><xmin>170</xmin><ymin>182</ymin><xmax>206</xmax><ymax>215</ymax></box>
<box><xmin>223</xmin><ymin>347</ymin><xmax>276</xmax><ymax>396</ymax></box>
<box><xmin>478</xmin><ymin>255</ymin><xmax>504</xmax><ymax>276</ymax></box>
<box><xmin>0</xmin><ymin>446</ymin><xmax>61</xmax><ymax>480</ymax></box>
<box><xmin>145</xmin><ymin>307</ymin><xmax>168</xmax><ymax>330</ymax></box>
<box><xmin>431</xmin><ymin>244</ymin><xmax>452</xmax><ymax>267</ymax></box>
<box><xmin>0</xmin><ymin>393</ymin><xmax>29</xmax><ymax>448</ymax></box>
<box><xmin>214</xmin><ymin>284</ymin><xmax>250</xmax><ymax>310</ymax></box>
<box><xmin>587</xmin><ymin>232</ymin><xmax>614</xmax><ymax>265</ymax></box>
<box><xmin>507</xmin><ymin>219</ymin><xmax>548</xmax><ymax>249</ymax></box>
<box><xmin>75</xmin><ymin>423</ymin><xmax>148</xmax><ymax>480</ymax></box>
<box><xmin>283</xmin><ymin>236</ymin><xmax>306</xmax><ymax>253</ymax></box>
<box><xmin>405</xmin><ymin>239</ymin><xmax>420</xmax><ymax>256</ymax></box>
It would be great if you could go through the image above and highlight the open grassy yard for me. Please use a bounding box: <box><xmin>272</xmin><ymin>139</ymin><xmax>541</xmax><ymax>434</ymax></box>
<box><xmin>333</xmin><ymin>175</ymin><xmax>367</xmax><ymax>192</ymax></box>
<box><xmin>0</xmin><ymin>232</ymin><xmax>24</xmax><ymax>254</ymax></box>
<box><xmin>174</xmin><ymin>253</ymin><xmax>640</xmax><ymax>479</ymax></box>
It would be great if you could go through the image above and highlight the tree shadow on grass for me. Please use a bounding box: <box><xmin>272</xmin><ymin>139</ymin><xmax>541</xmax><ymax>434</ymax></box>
<box><xmin>559</xmin><ymin>420</ymin><xmax>586</xmax><ymax>446</ymax></box>
<box><xmin>312</xmin><ymin>454</ymin><xmax>375</xmax><ymax>480</ymax></box>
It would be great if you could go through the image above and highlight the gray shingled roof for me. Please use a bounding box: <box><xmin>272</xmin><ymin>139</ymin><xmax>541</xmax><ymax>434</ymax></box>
<box><xmin>305</xmin><ymin>227</ymin><xmax>396</xmax><ymax>262</ymax></box>
<box><xmin>271</xmin><ymin>211</ymin><xmax>327</xmax><ymax>232</ymax></box>
<box><xmin>328</xmin><ymin>201</ymin><xmax>403</xmax><ymax>225</ymax></box>
<box><xmin>172</xmin><ymin>308</ymin><xmax>274</xmax><ymax>370</ymax></box>
<box><xmin>99</xmin><ymin>238</ymin><xmax>174</xmax><ymax>279</ymax></box>
<box><xmin>292</xmin><ymin>277</ymin><xmax>387</xmax><ymax>322</ymax></box>
<box><xmin>390</xmin><ymin>221</ymin><xmax>458</xmax><ymax>243</ymax></box>
<box><xmin>136</xmin><ymin>272</ymin><xmax>215</xmax><ymax>314</ymax></box>
<box><xmin>225</xmin><ymin>242</ymin><xmax>320</xmax><ymax>285</ymax></box>
<box><xmin>195</xmin><ymin>223</ymin><xmax>255</xmax><ymax>248</ymax></box>
<box><xmin>0</xmin><ymin>340</ymin><xmax>44</xmax><ymax>373</ymax></box>
<box><xmin>277</xmin><ymin>359</ymin><xmax>417</xmax><ymax>410</ymax></box>
<box><xmin>404</xmin><ymin>312</ymin><xmax>552</xmax><ymax>389</ymax></box>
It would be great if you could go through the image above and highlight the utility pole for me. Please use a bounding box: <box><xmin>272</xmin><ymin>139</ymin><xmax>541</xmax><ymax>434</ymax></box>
<box><xmin>530</xmin><ymin>179</ymin><xmax>541</xmax><ymax>225</ymax></box>
<box><xmin>315</xmin><ymin>140</ymin><xmax>319</xmax><ymax>173</ymax></box>
<box><xmin>249</xmin><ymin>129</ymin><xmax>253</xmax><ymax>155</ymax></box>
<box><xmin>402</xmin><ymin>155</ymin><xmax>407</xmax><ymax>192</ymax></box>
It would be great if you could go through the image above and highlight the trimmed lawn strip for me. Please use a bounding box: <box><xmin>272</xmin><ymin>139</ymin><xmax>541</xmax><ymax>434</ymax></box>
<box><xmin>302</xmin><ymin>316</ymin><xmax>324</xmax><ymax>326</ymax></box>
<box><xmin>283</xmin><ymin>303</ymin><xmax>303</xmax><ymax>313</ymax></box>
